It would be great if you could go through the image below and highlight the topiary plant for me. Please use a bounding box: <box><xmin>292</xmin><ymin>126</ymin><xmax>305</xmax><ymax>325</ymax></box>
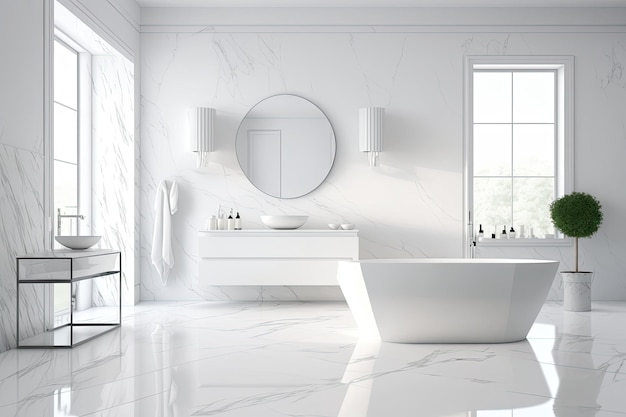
<box><xmin>549</xmin><ymin>192</ymin><xmax>603</xmax><ymax>272</ymax></box>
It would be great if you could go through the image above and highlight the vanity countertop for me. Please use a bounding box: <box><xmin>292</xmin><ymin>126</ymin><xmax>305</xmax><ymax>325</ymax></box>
<box><xmin>17</xmin><ymin>249</ymin><xmax>120</xmax><ymax>259</ymax></box>
<box><xmin>198</xmin><ymin>229</ymin><xmax>358</xmax><ymax>237</ymax></box>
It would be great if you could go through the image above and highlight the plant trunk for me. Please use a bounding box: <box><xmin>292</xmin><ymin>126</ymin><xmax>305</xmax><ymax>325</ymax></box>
<box><xmin>575</xmin><ymin>237</ymin><xmax>579</xmax><ymax>272</ymax></box>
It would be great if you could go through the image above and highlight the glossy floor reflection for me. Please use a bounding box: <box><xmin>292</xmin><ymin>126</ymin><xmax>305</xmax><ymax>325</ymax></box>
<box><xmin>1</xmin><ymin>301</ymin><xmax>625</xmax><ymax>416</ymax></box>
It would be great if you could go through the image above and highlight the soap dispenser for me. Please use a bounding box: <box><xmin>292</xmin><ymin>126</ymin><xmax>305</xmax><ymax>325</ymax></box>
<box><xmin>500</xmin><ymin>226</ymin><xmax>508</xmax><ymax>239</ymax></box>
<box><xmin>227</xmin><ymin>209</ymin><xmax>234</xmax><ymax>230</ymax></box>
<box><xmin>477</xmin><ymin>224</ymin><xmax>484</xmax><ymax>240</ymax></box>
<box><xmin>235</xmin><ymin>212</ymin><xmax>242</xmax><ymax>230</ymax></box>
<box><xmin>509</xmin><ymin>226</ymin><xmax>516</xmax><ymax>239</ymax></box>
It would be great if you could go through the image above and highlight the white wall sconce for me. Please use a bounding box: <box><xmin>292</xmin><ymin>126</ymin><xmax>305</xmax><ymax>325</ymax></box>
<box><xmin>359</xmin><ymin>107</ymin><xmax>384</xmax><ymax>167</ymax></box>
<box><xmin>190</xmin><ymin>107</ymin><xmax>215</xmax><ymax>168</ymax></box>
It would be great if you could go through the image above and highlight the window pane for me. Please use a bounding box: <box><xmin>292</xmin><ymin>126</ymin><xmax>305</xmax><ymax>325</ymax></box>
<box><xmin>54</xmin><ymin>40</ymin><xmax>78</xmax><ymax>109</ymax></box>
<box><xmin>473</xmin><ymin>72</ymin><xmax>512</xmax><ymax>123</ymax></box>
<box><xmin>473</xmin><ymin>178</ymin><xmax>512</xmax><ymax>235</ymax></box>
<box><xmin>513</xmin><ymin>178</ymin><xmax>555</xmax><ymax>238</ymax></box>
<box><xmin>513</xmin><ymin>124</ymin><xmax>555</xmax><ymax>176</ymax></box>
<box><xmin>54</xmin><ymin>103</ymin><xmax>78</xmax><ymax>164</ymax></box>
<box><xmin>473</xmin><ymin>125</ymin><xmax>512</xmax><ymax>176</ymax></box>
<box><xmin>513</xmin><ymin>72</ymin><xmax>555</xmax><ymax>123</ymax></box>
<box><xmin>54</xmin><ymin>160</ymin><xmax>78</xmax><ymax>235</ymax></box>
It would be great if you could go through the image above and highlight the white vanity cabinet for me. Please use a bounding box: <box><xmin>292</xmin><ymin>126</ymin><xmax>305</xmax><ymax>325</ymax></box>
<box><xmin>198</xmin><ymin>230</ymin><xmax>359</xmax><ymax>285</ymax></box>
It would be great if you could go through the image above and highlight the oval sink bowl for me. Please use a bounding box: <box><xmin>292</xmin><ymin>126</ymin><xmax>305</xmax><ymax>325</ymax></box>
<box><xmin>55</xmin><ymin>236</ymin><xmax>101</xmax><ymax>250</ymax></box>
<box><xmin>260</xmin><ymin>215</ymin><xmax>308</xmax><ymax>230</ymax></box>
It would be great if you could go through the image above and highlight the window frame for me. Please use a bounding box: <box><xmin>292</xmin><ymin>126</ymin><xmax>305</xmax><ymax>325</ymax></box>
<box><xmin>52</xmin><ymin>31</ymin><xmax>93</xmax><ymax>241</ymax></box>
<box><xmin>463</xmin><ymin>56</ymin><xmax>574</xmax><ymax>252</ymax></box>
<box><xmin>47</xmin><ymin>31</ymin><xmax>94</xmax><ymax>330</ymax></box>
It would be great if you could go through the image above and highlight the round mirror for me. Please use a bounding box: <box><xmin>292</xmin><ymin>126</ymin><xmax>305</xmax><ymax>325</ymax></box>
<box><xmin>235</xmin><ymin>94</ymin><xmax>336</xmax><ymax>199</ymax></box>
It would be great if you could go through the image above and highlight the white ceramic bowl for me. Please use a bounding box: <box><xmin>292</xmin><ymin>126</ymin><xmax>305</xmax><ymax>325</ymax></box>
<box><xmin>261</xmin><ymin>215</ymin><xmax>308</xmax><ymax>230</ymax></box>
<box><xmin>55</xmin><ymin>236</ymin><xmax>101</xmax><ymax>250</ymax></box>
<box><xmin>341</xmin><ymin>224</ymin><xmax>355</xmax><ymax>230</ymax></box>
<box><xmin>328</xmin><ymin>223</ymin><xmax>340</xmax><ymax>230</ymax></box>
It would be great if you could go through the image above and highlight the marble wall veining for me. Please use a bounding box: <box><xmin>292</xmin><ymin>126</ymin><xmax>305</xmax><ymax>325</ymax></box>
<box><xmin>92</xmin><ymin>53</ymin><xmax>136</xmax><ymax>306</ymax></box>
<box><xmin>0</xmin><ymin>146</ymin><xmax>45</xmax><ymax>351</ymax></box>
<box><xmin>140</xmin><ymin>26</ymin><xmax>626</xmax><ymax>302</ymax></box>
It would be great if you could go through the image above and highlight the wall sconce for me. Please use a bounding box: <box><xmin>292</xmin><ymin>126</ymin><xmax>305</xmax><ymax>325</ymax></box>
<box><xmin>191</xmin><ymin>107</ymin><xmax>215</xmax><ymax>168</ymax></box>
<box><xmin>359</xmin><ymin>107</ymin><xmax>384</xmax><ymax>167</ymax></box>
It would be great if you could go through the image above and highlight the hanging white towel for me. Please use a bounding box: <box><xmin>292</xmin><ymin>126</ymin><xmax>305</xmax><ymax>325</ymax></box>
<box><xmin>151</xmin><ymin>180</ymin><xmax>178</xmax><ymax>284</ymax></box>
<box><xmin>169</xmin><ymin>180</ymin><xmax>178</xmax><ymax>215</ymax></box>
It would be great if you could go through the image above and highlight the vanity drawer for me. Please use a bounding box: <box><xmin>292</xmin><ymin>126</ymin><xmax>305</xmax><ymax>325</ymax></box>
<box><xmin>199</xmin><ymin>259</ymin><xmax>343</xmax><ymax>285</ymax></box>
<box><xmin>18</xmin><ymin>252</ymin><xmax>120</xmax><ymax>282</ymax></box>
<box><xmin>199</xmin><ymin>235</ymin><xmax>358</xmax><ymax>259</ymax></box>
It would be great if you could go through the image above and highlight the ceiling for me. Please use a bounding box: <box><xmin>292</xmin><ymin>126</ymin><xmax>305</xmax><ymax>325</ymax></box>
<box><xmin>135</xmin><ymin>0</ymin><xmax>626</xmax><ymax>7</ymax></box>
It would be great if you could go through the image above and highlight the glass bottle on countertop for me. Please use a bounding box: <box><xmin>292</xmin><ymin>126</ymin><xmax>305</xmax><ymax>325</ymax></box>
<box><xmin>209</xmin><ymin>215</ymin><xmax>217</xmax><ymax>231</ymax></box>
<box><xmin>217</xmin><ymin>207</ymin><xmax>225</xmax><ymax>230</ymax></box>
<box><xmin>227</xmin><ymin>209</ymin><xmax>234</xmax><ymax>230</ymax></box>
<box><xmin>235</xmin><ymin>212</ymin><xmax>242</xmax><ymax>230</ymax></box>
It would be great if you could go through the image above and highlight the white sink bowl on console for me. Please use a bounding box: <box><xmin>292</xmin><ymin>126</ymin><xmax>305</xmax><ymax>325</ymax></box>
<box><xmin>55</xmin><ymin>236</ymin><xmax>101</xmax><ymax>250</ymax></box>
<box><xmin>260</xmin><ymin>215</ymin><xmax>308</xmax><ymax>230</ymax></box>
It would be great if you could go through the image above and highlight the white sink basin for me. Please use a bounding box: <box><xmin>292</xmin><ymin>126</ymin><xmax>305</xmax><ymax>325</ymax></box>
<box><xmin>260</xmin><ymin>215</ymin><xmax>308</xmax><ymax>230</ymax></box>
<box><xmin>55</xmin><ymin>236</ymin><xmax>101</xmax><ymax>250</ymax></box>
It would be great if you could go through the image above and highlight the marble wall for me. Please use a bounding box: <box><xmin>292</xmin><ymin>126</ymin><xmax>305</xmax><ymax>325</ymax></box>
<box><xmin>92</xmin><ymin>51</ymin><xmax>136</xmax><ymax>306</ymax></box>
<box><xmin>140</xmin><ymin>22</ymin><xmax>626</xmax><ymax>301</ymax></box>
<box><xmin>0</xmin><ymin>1</ymin><xmax>47</xmax><ymax>352</ymax></box>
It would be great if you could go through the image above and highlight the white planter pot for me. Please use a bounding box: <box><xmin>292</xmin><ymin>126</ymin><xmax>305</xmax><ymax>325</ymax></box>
<box><xmin>561</xmin><ymin>271</ymin><xmax>593</xmax><ymax>312</ymax></box>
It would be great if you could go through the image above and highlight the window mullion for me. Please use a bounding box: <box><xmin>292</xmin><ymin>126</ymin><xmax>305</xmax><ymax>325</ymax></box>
<box><xmin>510</xmin><ymin>71</ymin><xmax>515</xmax><ymax>229</ymax></box>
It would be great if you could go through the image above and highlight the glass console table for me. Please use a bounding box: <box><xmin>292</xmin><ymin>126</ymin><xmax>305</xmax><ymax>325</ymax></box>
<box><xmin>17</xmin><ymin>249</ymin><xmax>121</xmax><ymax>348</ymax></box>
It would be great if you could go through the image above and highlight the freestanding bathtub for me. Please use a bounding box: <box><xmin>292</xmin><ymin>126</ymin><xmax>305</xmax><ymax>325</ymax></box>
<box><xmin>337</xmin><ymin>258</ymin><xmax>559</xmax><ymax>343</ymax></box>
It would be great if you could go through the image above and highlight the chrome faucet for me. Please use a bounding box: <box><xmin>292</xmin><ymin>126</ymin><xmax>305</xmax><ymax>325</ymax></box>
<box><xmin>57</xmin><ymin>208</ymin><xmax>85</xmax><ymax>236</ymax></box>
<box><xmin>467</xmin><ymin>211</ymin><xmax>476</xmax><ymax>259</ymax></box>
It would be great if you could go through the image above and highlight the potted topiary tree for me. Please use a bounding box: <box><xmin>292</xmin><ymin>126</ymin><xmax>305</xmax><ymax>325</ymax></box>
<box><xmin>549</xmin><ymin>192</ymin><xmax>603</xmax><ymax>311</ymax></box>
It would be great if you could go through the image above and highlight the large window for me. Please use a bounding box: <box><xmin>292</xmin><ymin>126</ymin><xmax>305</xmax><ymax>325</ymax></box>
<box><xmin>51</xmin><ymin>35</ymin><xmax>94</xmax><ymax>327</ymax></box>
<box><xmin>53</xmin><ymin>35</ymin><xmax>92</xmax><ymax>240</ymax></box>
<box><xmin>54</xmin><ymin>38</ymin><xmax>80</xmax><ymax>236</ymax></box>
<box><xmin>465</xmin><ymin>57</ymin><xmax>573</xmax><ymax>244</ymax></box>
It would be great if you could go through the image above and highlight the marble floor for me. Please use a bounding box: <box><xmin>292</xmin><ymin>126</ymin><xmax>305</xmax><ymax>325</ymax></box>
<box><xmin>1</xmin><ymin>301</ymin><xmax>625</xmax><ymax>417</ymax></box>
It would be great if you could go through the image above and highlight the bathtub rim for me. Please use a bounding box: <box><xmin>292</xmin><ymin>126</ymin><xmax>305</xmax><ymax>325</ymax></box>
<box><xmin>349</xmin><ymin>258</ymin><xmax>559</xmax><ymax>265</ymax></box>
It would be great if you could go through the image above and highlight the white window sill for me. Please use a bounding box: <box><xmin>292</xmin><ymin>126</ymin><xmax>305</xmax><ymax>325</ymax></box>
<box><xmin>476</xmin><ymin>237</ymin><xmax>571</xmax><ymax>247</ymax></box>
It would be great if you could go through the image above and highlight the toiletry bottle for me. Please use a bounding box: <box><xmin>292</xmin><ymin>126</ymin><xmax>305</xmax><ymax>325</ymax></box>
<box><xmin>235</xmin><ymin>212</ymin><xmax>242</xmax><ymax>230</ymax></box>
<box><xmin>478</xmin><ymin>224</ymin><xmax>484</xmax><ymax>240</ymax></box>
<box><xmin>519</xmin><ymin>225</ymin><xmax>525</xmax><ymax>238</ymax></box>
<box><xmin>500</xmin><ymin>226</ymin><xmax>507</xmax><ymax>239</ymax></box>
<box><xmin>509</xmin><ymin>226</ymin><xmax>516</xmax><ymax>239</ymax></box>
<box><xmin>227</xmin><ymin>209</ymin><xmax>234</xmax><ymax>230</ymax></box>
<box><xmin>209</xmin><ymin>215</ymin><xmax>217</xmax><ymax>231</ymax></box>
<box><xmin>217</xmin><ymin>208</ymin><xmax>225</xmax><ymax>230</ymax></box>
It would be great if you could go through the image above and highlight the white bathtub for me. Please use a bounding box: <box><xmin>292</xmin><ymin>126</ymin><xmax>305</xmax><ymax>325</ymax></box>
<box><xmin>337</xmin><ymin>258</ymin><xmax>559</xmax><ymax>343</ymax></box>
